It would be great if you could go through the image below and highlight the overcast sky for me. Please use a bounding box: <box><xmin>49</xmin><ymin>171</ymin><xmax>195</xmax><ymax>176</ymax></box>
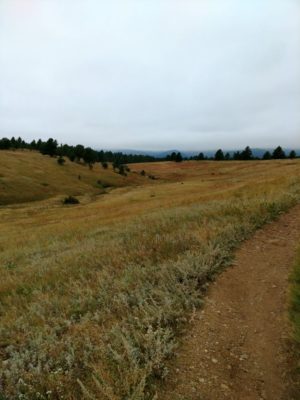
<box><xmin>0</xmin><ymin>0</ymin><xmax>299</xmax><ymax>151</ymax></box>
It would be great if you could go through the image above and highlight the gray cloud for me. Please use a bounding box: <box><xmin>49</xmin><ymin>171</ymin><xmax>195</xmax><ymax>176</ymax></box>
<box><xmin>0</xmin><ymin>0</ymin><xmax>299</xmax><ymax>150</ymax></box>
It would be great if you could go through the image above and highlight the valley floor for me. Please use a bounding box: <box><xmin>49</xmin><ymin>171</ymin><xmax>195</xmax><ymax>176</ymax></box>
<box><xmin>158</xmin><ymin>205</ymin><xmax>300</xmax><ymax>400</ymax></box>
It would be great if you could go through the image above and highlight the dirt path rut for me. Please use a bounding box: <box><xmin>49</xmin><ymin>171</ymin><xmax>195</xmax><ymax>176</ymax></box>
<box><xmin>159</xmin><ymin>205</ymin><xmax>300</xmax><ymax>400</ymax></box>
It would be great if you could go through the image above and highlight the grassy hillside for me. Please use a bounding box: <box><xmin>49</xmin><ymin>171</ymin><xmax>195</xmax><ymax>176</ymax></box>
<box><xmin>1</xmin><ymin>158</ymin><xmax>300</xmax><ymax>399</ymax></box>
<box><xmin>0</xmin><ymin>150</ymin><xmax>144</xmax><ymax>205</ymax></box>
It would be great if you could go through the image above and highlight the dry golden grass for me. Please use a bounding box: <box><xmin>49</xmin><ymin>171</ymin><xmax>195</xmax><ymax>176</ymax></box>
<box><xmin>0</xmin><ymin>150</ymin><xmax>144</xmax><ymax>205</ymax></box>
<box><xmin>1</xmin><ymin>154</ymin><xmax>300</xmax><ymax>399</ymax></box>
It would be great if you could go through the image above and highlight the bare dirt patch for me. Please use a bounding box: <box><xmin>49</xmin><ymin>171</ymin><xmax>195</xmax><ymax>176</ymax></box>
<box><xmin>159</xmin><ymin>205</ymin><xmax>300</xmax><ymax>400</ymax></box>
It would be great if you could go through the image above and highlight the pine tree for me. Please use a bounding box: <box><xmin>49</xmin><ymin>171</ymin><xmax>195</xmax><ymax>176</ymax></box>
<box><xmin>289</xmin><ymin>150</ymin><xmax>296</xmax><ymax>159</ymax></box>
<box><xmin>240</xmin><ymin>146</ymin><xmax>253</xmax><ymax>160</ymax></box>
<box><xmin>272</xmin><ymin>146</ymin><xmax>286</xmax><ymax>159</ymax></box>
<box><xmin>175</xmin><ymin>152</ymin><xmax>183</xmax><ymax>162</ymax></box>
<box><xmin>263</xmin><ymin>151</ymin><xmax>271</xmax><ymax>160</ymax></box>
<box><xmin>215</xmin><ymin>149</ymin><xmax>224</xmax><ymax>161</ymax></box>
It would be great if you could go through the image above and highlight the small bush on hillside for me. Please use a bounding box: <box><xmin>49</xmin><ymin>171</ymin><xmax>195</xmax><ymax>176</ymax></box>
<box><xmin>118</xmin><ymin>165</ymin><xmax>127</xmax><ymax>176</ymax></box>
<box><xmin>68</xmin><ymin>152</ymin><xmax>76</xmax><ymax>162</ymax></box>
<box><xmin>97</xmin><ymin>180</ymin><xmax>111</xmax><ymax>188</ymax></box>
<box><xmin>57</xmin><ymin>156</ymin><xmax>66</xmax><ymax>165</ymax></box>
<box><xmin>140</xmin><ymin>170</ymin><xmax>146</xmax><ymax>176</ymax></box>
<box><xmin>101</xmin><ymin>161</ymin><xmax>108</xmax><ymax>169</ymax></box>
<box><xmin>63</xmin><ymin>196</ymin><xmax>80</xmax><ymax>205</ymax></box>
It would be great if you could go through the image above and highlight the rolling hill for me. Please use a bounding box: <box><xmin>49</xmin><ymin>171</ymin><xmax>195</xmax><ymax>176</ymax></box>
<box><xmin>0</xmin><ymin>150</ymin><xmax>145</xmax><ymax>205</ymax></box>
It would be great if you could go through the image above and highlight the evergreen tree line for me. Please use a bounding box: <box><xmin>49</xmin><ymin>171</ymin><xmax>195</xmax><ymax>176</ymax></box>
<box><xmin>0</xmin><ymin>136</ymin><xmax>158</xmax><ymax>166</ymax></box>
<box><xmin>0</xmin><ymin>137</ymin><xmax>298</xmax><ymax>164</ymax></box>
<box><xmin>191</xmin><ymin>146</ymin><xmax>298</xmax><ymax>161</ymax></box>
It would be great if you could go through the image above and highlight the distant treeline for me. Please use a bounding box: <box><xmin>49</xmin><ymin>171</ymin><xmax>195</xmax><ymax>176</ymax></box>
<box><xmin>149</xmin><ymin>146</ymin><xmax>297</xmax><ymax>161</ymax></box>
<box><xmin>0</xmin><ymin>136</ymin><xmax>158</xmax><ymax>165</ymax></box>
<box><xmin>190</xmin><ymin>146</ymin><xmax>297</xmax><ymax>161</ymax></box>
<box><xmin>0</xmin><ymin>137</ymin><xmax>298</xmax><ymax>164</ymax></box>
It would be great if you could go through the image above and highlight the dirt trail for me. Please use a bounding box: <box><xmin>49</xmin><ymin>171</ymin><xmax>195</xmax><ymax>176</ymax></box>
<box><xmin>159</xmin><ymin>205</ymin><xmax>300</xmax><ymax>400</ymax></box>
